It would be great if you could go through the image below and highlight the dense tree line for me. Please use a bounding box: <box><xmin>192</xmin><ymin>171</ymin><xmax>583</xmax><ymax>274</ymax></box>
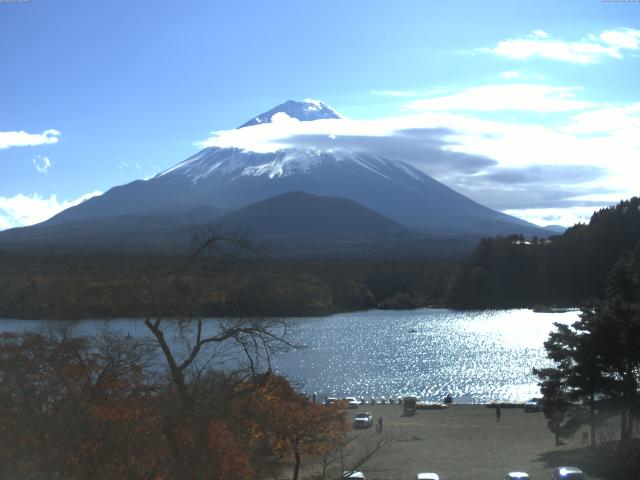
<box><xmin>0</xmin><ymin>253</ymin><xmax>456</xmax><ymax>319</ymax></box>
<box><xmin>448</xmin><ymin>197</ymin><xmax>640</xmax><ymax>308</ymax></box>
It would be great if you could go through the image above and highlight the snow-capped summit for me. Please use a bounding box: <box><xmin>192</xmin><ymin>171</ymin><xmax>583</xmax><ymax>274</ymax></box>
<box><xmin>14</xmin><ymin>99</ymin><xmax>551</xmax><ymax>241</ymax></box>
<box><xmin>238</xmin><ymin>99</ymin><xmax>342</xmax><ymax>128</ymax></box>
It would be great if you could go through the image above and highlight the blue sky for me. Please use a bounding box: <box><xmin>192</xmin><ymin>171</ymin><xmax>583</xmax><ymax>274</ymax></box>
<box><xmin>1</xmin><ymin>0</ymin><xmax>639</xmax><ymax>229</ymax></box>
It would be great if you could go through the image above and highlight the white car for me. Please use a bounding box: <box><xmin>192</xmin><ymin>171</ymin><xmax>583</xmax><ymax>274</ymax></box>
<box><xmin>343</xmin><ymin>471</ymin><xmax>366</xmax><ymax>479</ymax></box>
<box><xmin>551</xmin><ymin>467</ymin><xmax>586</xmax><ymax>479</ymax></box>
<box><xmin>344</xmin><ymin>396</ymin><xmax>359</xmax><ymax>409</ymax></box>
<box><xmin>417</xmin><ymin>473</ymin><xmax>440</xmax><ymax>480</ymax></box>
<box><xmin>353</xmin><ymin>412</ymin><xmax>373</xmax><ymax>428</ymax></box>
<box><xmin>505</xmin><ymin>472</ymin><xmax>530</xmax><ymax>479</ymax></box>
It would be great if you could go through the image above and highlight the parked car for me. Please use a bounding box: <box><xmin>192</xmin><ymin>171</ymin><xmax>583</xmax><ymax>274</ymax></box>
<box><xmin>353</xmin><ymin>412</ymin><xmax>373</xmax><ymax>428</ymax></box>
<box><xmin>417</xmin><ymin>473</ymin><xmax>440</xmax><ymax>480</ymax></box>
<box><xmin>344</xmin><ymin>396</ymin><xmax>359</xmax><ymax>409</ymax></box>
<box><xmin>505</xmin><ymin>472</ymin><xmax>530</xmax><ymax>479</ymax></box>
<box><xmin>343</xmin><ymin>471</ymin><xmax>366</xmax><ymax>479</ymax></box>
<box><xmin>551</xmin><ymin>467</ymin><xmax>586</xmax><ymax>479</ymax></box>
<box><xmin>325</xmin><ymin>397</ymin><xmax>338</xmax><ymax>406</ymax></box>
<box><xmin>524</xmin><ymin>398</ymin><xmax>541</xmax><ymax>412</ymax></box>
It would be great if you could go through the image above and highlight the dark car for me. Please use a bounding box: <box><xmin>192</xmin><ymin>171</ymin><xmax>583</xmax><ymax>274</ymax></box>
<box><xmin>524</xmin><ymin>397</ymin><xmax>541</xmax><ymax>412</ymax></box>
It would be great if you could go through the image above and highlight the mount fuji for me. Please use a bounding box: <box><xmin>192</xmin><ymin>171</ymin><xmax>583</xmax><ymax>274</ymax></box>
<box><xmin>0</xmin><ymin>100</ymin><xmax>550</xmax><ymax>254</ymax></box>
<box><xmin>238</xmin><ymin>98</ymin><xmax>342</xmax><ymax>128</ymax></box>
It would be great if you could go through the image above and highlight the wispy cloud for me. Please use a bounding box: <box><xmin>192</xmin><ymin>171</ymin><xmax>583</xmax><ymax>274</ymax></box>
<box><xmin>370</xmin><ymin>89</ymin><xmax>419</xmax><ymax>97</ymax></box>
<box><xmin>118</xmin><ymin>160</ymin><xmax>143</xmax><ymax>170</ymax></box>
<box><xmin>0</xmin><ymin>191</ymin><xmax>102</xmax><ymax>230</ymax></box>
<box><xmin>500</xmin><ymin>70</ymin><xmax>545</xmax><ymax>81</ymax></box>
<box><xmin>502</xmin><ymin>206</ymin><xmax>599</xmax><ymax>228</ymax></box>
<box><xmin>30</xmin><ymin>155</ymin><xmax>52</xmax><ymax>174</ymax></box>
<box><xmin>482</xmin><ymin>28</ymin><xmax>640</xmax><ymax>64</ymax></box>
<box><xmin>405</xmin><ymin>83</ymin><xmax>597</xmax><ymax>113</ymax></box>
<box><xmin>195</xmin><ymin>83</ymin><xmax>638</xmax><ymax>226</ymax></box>
<box><xmin>0</xmin><ymin>129</ymin><xmax>61</xmax><ymax>150</ymax></box>
<box><xmin>561</xmin><ymin>102</ymin><xmax>640</xmax><ymax>134</ymax></box>
<box><xmin>501</xmin><ymin>71</ymin><xmax>522</xmax><ymax>79</ymax></box>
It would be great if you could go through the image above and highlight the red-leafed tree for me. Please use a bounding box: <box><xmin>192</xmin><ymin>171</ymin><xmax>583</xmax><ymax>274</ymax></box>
<box><xmin>235</xmin><ymin>373</ymin><xmax>349</xmax><ymax>480</ymax></box>
<box><xmin>0</xmin><ymin>330</ymin><xmax>165</xmax><ymax>479</ymax></box>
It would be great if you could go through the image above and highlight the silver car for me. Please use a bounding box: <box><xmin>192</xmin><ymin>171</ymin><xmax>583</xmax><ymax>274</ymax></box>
<box><xmin>353</xmin><ymin>412</ymin><xmax>373</xmax><ymax>428</ymax></box>
<box><xmin>551</xmin><ymin>466</ymin><xmax>586</xmax><ymax>479</ymax></box>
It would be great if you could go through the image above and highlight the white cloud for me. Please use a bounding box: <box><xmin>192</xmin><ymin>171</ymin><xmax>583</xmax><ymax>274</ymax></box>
<box><xmin>501</xmin><ymin>71</ymin><xmax>522</xmax><ymax>79</ymax></box>
<box><xmin>503</xmin><ymin>206</ymin><xmax>599</xmax><ymax>228</ymax></box>
<box><xmin>599</xmin><ymin>28</ymin><xmax>640</xmax><ymax>50</ymax></box>
<box><xmin>405</xmin><ymin>84</ymin><xmax>597</xmax><ymax>112</ymax></box>
<box><xmin>499</xmin><ymin>70</ymin><xmax>545</xmax><ymax>81</ymax></box>
<box><xmin>0</xmin><ymin>191</ymin><xmax>102</xmax><ymax>230</ymax></box>
<box><xmin>194</xmin><ymin>84</ymin><xmax>639</xmax><ymax>227</ymax></box>
<box><xmin>371</xmin><ymin>89</ymin><xmax>419</xmax><ymax>97</ymax></box>
<box><xmin>561</xmin><ymin>103</ymin><xmax>640</xmax><ymax>134</ymax></box>
<box><xmin>531</xmin><ymin>30</ymin><xmax>549</xmax><ymax>39</ymax></box>
<box><xmin>483</xmin><ymin>28</ymin><xmax>640</xmax><ymax>64</ymax></box>
<box><xmin>30</xmin><ymin>155</ymin><xmax>52</xmax><ymax>174</ymax></box>
<box><xmin>0</xmin><ymin>129</ymin><xmax>61</xmax><ymax>149</ymax></box>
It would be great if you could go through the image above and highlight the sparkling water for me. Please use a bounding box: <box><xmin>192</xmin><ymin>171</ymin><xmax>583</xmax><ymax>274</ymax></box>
<box><xmin>0</xmin><ymin>308</ymin><xmax>577</xmax><ymax>404</ymax></box>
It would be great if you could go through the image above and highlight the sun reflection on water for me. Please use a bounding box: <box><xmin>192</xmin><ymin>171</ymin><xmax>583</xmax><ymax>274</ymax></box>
<box><xmin>272</xmin><ymin>308</ymin><xmax>578</xmax><ymax>404</ymax></box>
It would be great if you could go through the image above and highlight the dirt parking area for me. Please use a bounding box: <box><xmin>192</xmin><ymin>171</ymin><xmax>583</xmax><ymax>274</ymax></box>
<box><xmin>334</xmin><ymin>404</ymin><xmax>603</xmax><ymax>480</ymax></box>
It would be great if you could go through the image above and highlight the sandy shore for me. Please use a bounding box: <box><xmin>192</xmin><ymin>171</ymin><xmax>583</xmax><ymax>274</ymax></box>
<box><xmin>323</xmin><ymin>404</ymin><xmax>603</xmax><ymax>480</ymax></box>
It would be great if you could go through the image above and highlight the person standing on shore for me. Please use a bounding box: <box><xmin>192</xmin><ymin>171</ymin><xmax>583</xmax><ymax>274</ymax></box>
<box><xmin>496</xmin><ymin>404</ymin><xmax>501</xmax><ymax>421</ymax></box>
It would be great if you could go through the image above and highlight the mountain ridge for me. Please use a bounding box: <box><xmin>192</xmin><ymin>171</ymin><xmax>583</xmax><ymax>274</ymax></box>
<box><xmin>0</xmin><ymin>99</ymin><xmax>554</xmax><ymax>254</ymax></box>
<box><xmin>43</xmin><ymin>147</ymin><xmax>548</xmax><ymax>237</ymax></box>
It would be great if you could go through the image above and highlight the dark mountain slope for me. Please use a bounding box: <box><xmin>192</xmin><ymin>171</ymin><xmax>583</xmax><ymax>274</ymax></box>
<box><xmin>215</xmin><ymin>191</ymin><xmax>409</xmax><ymax>236</ymax></box>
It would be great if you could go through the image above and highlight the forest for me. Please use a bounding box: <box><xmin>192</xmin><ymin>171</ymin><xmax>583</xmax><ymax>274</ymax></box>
<box><xmin>0</xmin><ymin>252</ymin><xmax>456</xmax><ymax>320</ymax></box>
<box><xmin>448</xmin><ymin>197</ymin><xmax>640</xmax><ymax>309</ymax></box>
<box><xmin>2</xmin><ymin>197</ymin><xmax>640</xmax><ymax>320</ymax></box>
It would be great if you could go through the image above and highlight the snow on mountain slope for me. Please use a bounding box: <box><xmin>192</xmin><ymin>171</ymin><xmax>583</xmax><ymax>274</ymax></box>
<box><xmin>238</xmin><ymin>99</ymin><xmax>342</xmax><ymax>128</ymax></box>
<box><xmin>26</xmin><ymin>99</ymin><xmax>550</xmax><ymax>238</ymax></box>
<box><xmin>157</xmin><ymin>147</ymin><xmax>411</xmax><ymax>182</ymax></box>
<box><xmin>46</xmin><ymin>145</ymin><xmax>543</xmax><ymax>236</ymax></box>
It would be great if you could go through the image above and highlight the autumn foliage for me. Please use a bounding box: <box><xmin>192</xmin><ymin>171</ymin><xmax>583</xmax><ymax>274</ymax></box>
<box><xmin>0</xmin><ymin>330</ymin><xmax>348</xmax><ymax>480</ymax></box>
<box><xmin>235</xmin><ymin>373</ymin><xmax>349</xmax><ymax>479</ymax></box>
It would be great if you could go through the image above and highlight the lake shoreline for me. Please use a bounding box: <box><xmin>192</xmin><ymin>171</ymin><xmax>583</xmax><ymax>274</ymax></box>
<box><xmin>0</xmin><ymin>303</ymin><xmax>579</xmax><ymax>322</ymax></box>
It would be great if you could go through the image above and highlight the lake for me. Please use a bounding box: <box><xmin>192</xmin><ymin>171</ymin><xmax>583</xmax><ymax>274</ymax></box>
<box><xmin>0</xmin><ymin>308</ymin><xmax>577</xmax><ymax>404</ymax></box>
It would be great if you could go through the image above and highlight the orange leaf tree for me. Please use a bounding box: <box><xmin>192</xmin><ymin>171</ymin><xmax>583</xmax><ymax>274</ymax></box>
<box><xmin>235</xmin><ymin>373</ymin><xmax>349</xmax><ymax>480</ymax></box>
